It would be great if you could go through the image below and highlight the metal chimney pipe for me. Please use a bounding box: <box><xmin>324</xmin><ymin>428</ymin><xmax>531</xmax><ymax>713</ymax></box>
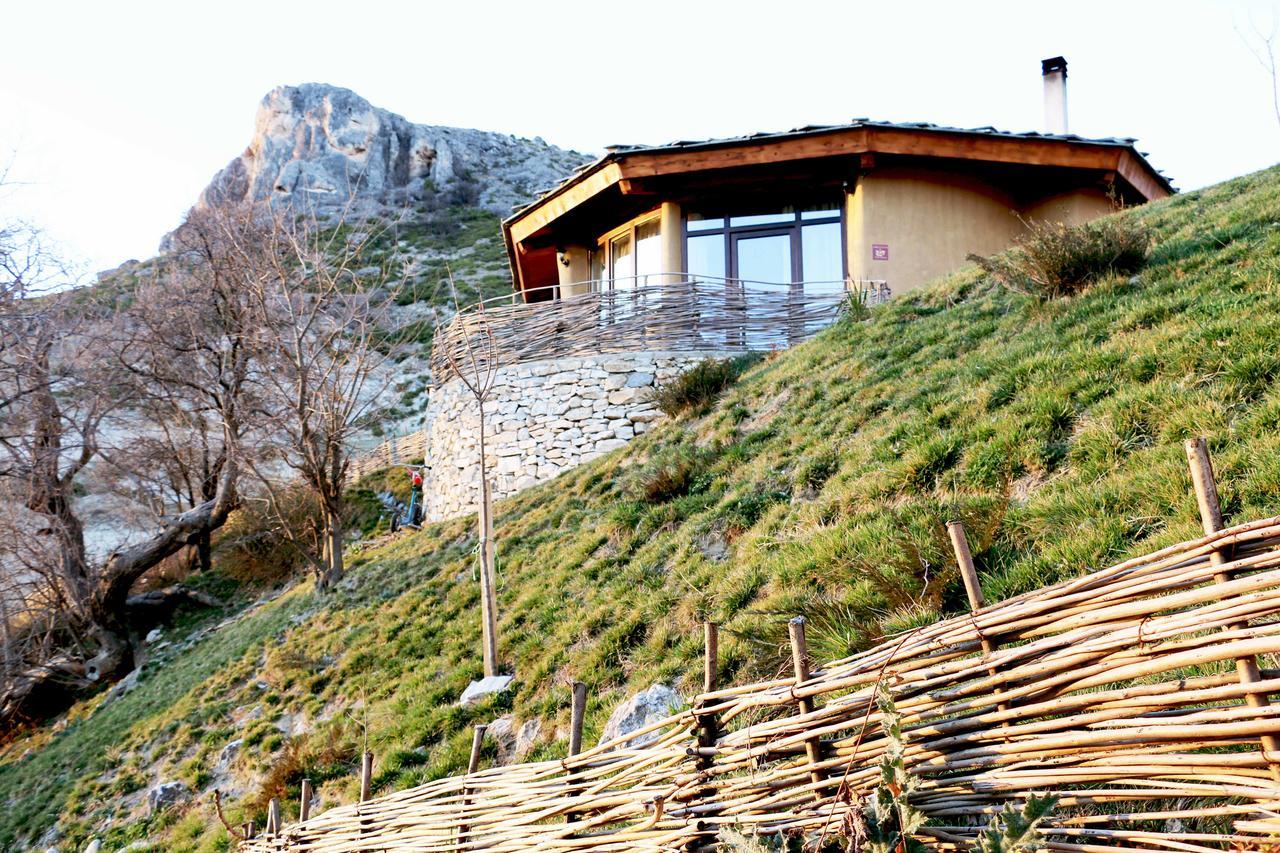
<box><xmin>1041</xmin><ymin>56</ymin><xmax>1068</xmax><ymax>135</ymax></box>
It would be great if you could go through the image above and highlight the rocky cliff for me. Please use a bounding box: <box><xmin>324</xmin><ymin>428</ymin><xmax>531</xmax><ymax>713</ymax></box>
<box><xmin>188</xmin><ymin>83</ymin><xmax>588</xmax><ymax>224</ymax></box>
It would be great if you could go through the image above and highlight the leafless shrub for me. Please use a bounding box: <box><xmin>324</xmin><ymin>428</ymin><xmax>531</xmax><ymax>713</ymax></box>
<box><xmin>968</xmin><ymin>216</ymin><xmax>1150</xmax><ymax>300</ymax></box>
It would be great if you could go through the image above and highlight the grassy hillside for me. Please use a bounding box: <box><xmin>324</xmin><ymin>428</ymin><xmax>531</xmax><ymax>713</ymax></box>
<box><xmin>4</xmin><ymin>165</ymin><xmax>1280</xmax><ymax>851</ymax></box>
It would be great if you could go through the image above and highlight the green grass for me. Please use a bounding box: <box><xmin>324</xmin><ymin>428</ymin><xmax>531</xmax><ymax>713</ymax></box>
<box><xmin>5</xmin><ymin>165</ymin><xmax>1280</xmax><ymax>851</ymax></box>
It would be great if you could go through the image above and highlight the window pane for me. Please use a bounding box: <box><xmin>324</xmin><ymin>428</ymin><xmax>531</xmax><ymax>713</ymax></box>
<box><xmin>735</xmin><ymin>233</ymin><xmax>792</xmax><ymax>284</ymax></box>
<box><xmin>801</xmin><ymin>222</ymin><xmax>844</xmax><ymax>292</ymax></box>
<box><xmin>635</xmin><ymin>219</ymin><xmax>662</xmax><ymax>283</ymax></box>
<box><xmin>801</xmin><ymin>201</ymin><xmax>841</xmax><ymax>220</ymax></box>
<box><xmin>729</xmin><ymin>210</ymin><xmax>796</xmax><ymax>227</ymax></box>
<box><xmin>686</xmin><ymin>212</ymin><xmax>725</xmax><ymax>232</ymax></box>
<box><xmin>610</xmin><ymin>232</ymin><xmax>634</xmax><ymax>289</ymax></box>
<box><xmin>686</xmin><ymin>234</ymin><xmax>725</xmax><ymax>280</ymax></box>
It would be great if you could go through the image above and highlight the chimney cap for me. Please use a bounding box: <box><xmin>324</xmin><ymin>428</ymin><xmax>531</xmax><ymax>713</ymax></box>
<box><xmin>1041</xmin><ymin>56</ymin><xmax>1068</xmax><ymax>77</ymax></box>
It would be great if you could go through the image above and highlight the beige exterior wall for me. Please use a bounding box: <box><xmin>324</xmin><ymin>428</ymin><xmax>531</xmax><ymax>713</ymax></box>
<box><xmin>557</xmin><ymin>244</ymin><xmax>592</xmax><ymax>297</ymax></box>
<box><xmin>846</xmin><ymin>167</ymin><xmax>1022</xmax><ymax>295</ymax></box>
<box><xmin>1023</xmin><ymin>188</ymin><xmax>1115</xmax><ymax>225</ymax></box>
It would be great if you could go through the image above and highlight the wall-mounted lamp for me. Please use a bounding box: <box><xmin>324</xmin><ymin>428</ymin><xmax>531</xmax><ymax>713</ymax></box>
<box><xmin>557</xmin><ymin>250</ymin><xmax>571</xmax><ymax>268</ymax></box>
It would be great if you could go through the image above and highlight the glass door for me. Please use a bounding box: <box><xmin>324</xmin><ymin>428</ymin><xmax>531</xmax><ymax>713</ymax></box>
<box><xmin>730</xmin><ymin>230</ymin><xmax>795</xmax><ymax>348</ymax></box>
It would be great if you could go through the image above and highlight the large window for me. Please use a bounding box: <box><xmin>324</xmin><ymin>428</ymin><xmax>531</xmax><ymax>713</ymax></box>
<box><xmin>593</xmin><ymin>213</ymin><xmax>663</xmax><ymax>321</ymax></box>
<box><xmin>594</xmin><ymin>214</ymin><xmax>662</xmax><ymax>291</ymax></box>
<box><xmin>686</xmin><ymin>202</ymin><xmax>844</xmax><ymax>347</ymax></box>
<box><xmin>684</xmin><ymin>202</ymin><xmax>844</xmax><ymax>288</ymax></box>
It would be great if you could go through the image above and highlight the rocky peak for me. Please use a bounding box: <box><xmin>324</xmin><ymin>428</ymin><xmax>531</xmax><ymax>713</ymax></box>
<box><xmin>186</xmin><ymin>83</ymin><xmax>588</xmax><ymax>226</ymax></box>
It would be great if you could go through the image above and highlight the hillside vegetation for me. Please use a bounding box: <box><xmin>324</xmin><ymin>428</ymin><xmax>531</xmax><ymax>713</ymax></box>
<box><xmin>4</xmin><ymin>165</ymin><xmax>1280</xmax><ymax>851</ymax></box>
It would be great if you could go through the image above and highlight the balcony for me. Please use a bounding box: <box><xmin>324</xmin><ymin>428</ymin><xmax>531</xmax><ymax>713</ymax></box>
<box><xmin>429</xmin><ymin>275</ymin><xmax>889</xmax><ymax>384</ymax></box>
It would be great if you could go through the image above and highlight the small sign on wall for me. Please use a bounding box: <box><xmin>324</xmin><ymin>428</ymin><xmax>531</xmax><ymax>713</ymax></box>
<box><xmin>871</xmin><ymin>244</ymin><xmax>890</xmax><ymax>261</ymax></box>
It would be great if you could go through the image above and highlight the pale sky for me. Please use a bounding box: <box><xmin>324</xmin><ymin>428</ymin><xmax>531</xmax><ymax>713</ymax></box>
<box><xmin>2</xmin><ymin>0</ymin><xmax>1278</xmax><ymax>276</ymax></box>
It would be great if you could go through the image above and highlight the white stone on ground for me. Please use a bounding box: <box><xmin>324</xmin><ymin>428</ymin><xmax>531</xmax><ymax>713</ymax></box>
<box><xmin>599</xmin><ymin>684</ymin><xmax>684</xmax><ymax>748</ymax></box>
<box><xmin>459</xmin><ymin>675</ymin><xmax>514</xmax><ymax>707</ymax></box>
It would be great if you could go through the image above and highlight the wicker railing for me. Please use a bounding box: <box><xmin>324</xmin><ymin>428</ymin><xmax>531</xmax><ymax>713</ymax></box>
<box><xmin>428</xmin><ymin>276</ymin><xmax>889</xmax><ymax>385</ymax></box>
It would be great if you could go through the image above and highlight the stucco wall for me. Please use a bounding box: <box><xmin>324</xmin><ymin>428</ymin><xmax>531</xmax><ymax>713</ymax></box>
<box><xmin>422</xmin><ymin>351</ymin><xmax>709</xmax><ymax>522</ymax></box>
<box><xmin>846</xmin><ymin>167</ymin><xmax>1120</xmax><ymax>295</ymax></box>
<box><xmin>847</xmin><ymin>166</ymin><xmax>1023</xmax><ymax>295</ymax></box>
<box><xmin>1023</xmin><ymin>188</ymin><xmax>1115</xmax><ymax>226</ymax></box>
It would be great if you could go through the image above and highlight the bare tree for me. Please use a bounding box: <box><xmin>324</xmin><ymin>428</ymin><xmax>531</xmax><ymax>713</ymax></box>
<box><xmin>440</xmin><ymin>273</ymin><xmax>501</xmax><ymax>677</ymax></box>
<box><xmin>1238</xmin><ymin>11</ymin><xmax>1280</xmax><ymax>131</ymax></box>
<box><xmin>0</xmin><ymin>202</ymin><xmax>257</xmax><ymax>726</ymax></box>
<box><xmin>243</xmin><ymin>203</ymin><xmax>411</xmax><ymax>592</ymax></box>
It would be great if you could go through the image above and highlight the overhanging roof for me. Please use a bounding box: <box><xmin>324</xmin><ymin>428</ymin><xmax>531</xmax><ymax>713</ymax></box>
<box><xmin>502</xmin><ymin>119</ymin><xmax>1174</xmax><ymax>276</ymax></box>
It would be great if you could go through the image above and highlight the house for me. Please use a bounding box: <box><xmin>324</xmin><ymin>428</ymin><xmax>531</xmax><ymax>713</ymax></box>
<box><xmin>422</xmin><ymin>58</ymin><xmax>1172</xmax><ymax>521</ymax></box>
<box><xmin>502</xmin><ymin>58</ymin><xmax>1170</xmax><ymax>309</ymax></box>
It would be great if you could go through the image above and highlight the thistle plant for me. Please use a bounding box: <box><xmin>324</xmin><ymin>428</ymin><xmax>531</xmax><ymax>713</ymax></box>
<box><xmin>974</xmin><ymin>794</ymin><xmax>1058</xmax><ymax>853</ymax></box>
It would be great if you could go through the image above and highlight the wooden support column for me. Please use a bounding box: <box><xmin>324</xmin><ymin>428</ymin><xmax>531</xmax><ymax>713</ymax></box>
<box><xmin>1184</xmin><ymin>437</ymin><xmax>1280</xmax><ymax>779</ymax></box>
<box><xmin>788</xmin><ymin>617</ymin><xmax>826</xmax><ymax>799</ymax></box>
<box><xmin>266</xmin><ymin>798</ymin><xmax>280</xmax><ymax>835</ymax></box>
<box><xmin>299</xmin><ymin>779</ymin><xmax>313</xmax><ymax>823</ymax></box>
<box><xmin>479</xmin><ymin>478</ymin><xmax>500</xmax><ymax>678</ymax></box>
<box><xmin>242</xmin><ymin>822</ymin><xmax>255</xmax><ymax>840</ymax></box>
<box><xmin>947</xmin><ymin>521</ymin><xmax>1009</xmax><ymax>714</ymax></box>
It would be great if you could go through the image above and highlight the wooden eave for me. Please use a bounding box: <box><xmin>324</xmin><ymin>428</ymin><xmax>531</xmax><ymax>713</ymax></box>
<box><xmin>503</xmin><ymin>126</ymin><xmax>1171</xmax><ymax>251</ymax></box>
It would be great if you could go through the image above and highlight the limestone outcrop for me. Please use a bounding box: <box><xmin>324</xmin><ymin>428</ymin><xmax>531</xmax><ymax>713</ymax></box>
<box><xmin>172</xmin><ymin>83</ymin><xmax>588</xmax><ymax>243</ymax></box>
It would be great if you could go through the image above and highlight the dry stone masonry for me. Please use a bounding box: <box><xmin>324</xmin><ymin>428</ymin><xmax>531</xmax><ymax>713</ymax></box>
<box><xmin>423</xmin><ymin>351</ymin><xmax>707</xmax><ymax>522</ymax></box>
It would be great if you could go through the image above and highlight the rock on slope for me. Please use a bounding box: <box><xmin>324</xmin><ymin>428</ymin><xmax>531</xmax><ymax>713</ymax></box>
<box><xmin>188</xmin><ymin>82</ymin><xmax>588</xmax><ymax>224</ymax></box>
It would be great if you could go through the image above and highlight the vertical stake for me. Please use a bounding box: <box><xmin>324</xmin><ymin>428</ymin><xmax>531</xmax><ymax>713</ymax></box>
<box><xmin>566</xmin><ymin>683</ymin><xmax>588</xmax><ymax>827</ymax></box>
<box><xmin>788</xmin><ymin>617</ymin><xmax>825</xmax><ymax>799</ymax></box>
<box><xmin>468</xmin><ymin>724</ymin><xmax>488</xmax><ymax>774</ymax></box>
<box><xmin>1185</xmin><ymin>437</ymin><xmax>1280</xmax><ymax>779</ymax></box>
<box><xmin>947</xmin><ymin>521</ymin><xmax>1010</xmax><ymax>714</ymax></box>
<box><xmin>299</xmin><ymin>779</ymin><xmax>313</xmax><ymax>823</ymax></box>
<box><xmin>266</xmin><ymin>797</ymin><xmax>280</xmax><ymax>835</ymax></box>
<box><xmin>243</xmin><ymin>821</ymin><xmax>255</xmax><ymax>840</ymax></box>
<box><xmin>460</xmin><ymin>725</ymin><xmax>487</xmax><ymax>844</ymax></box>
<box><xmin>569</xmin><ymin>682</ymin><xmax>587</xmax><ymax>757</ymax></box>
<box><xmin>479</xmin><ymin>478</ymin><xmax>500</xmax><ymax>678</ymax></box>
<box><xmin>359</xmin><ymin>750</ymin><xmax>373</xmax><ymax>802</ymax></box>
<box><xmin>703</xmin><ymin>621</ymin><xmax>719</xmax><ymax>694</ymax></box>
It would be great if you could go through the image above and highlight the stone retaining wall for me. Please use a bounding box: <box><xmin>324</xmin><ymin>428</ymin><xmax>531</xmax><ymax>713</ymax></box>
<box><xmin>422</xmin><ymin>351</ymin><xmax>710</xmax><ymax>522</ymax></box>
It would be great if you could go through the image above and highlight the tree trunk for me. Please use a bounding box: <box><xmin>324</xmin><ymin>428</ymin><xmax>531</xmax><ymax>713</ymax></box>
<box><xmin>318</xmin><ymin>506</ymin><xmax>344</xmax><ymax>592</ymax></box>
<box><xmin>195</xmin><ymin>528</ymin><xmax>212</xmax><ymax>575</ymax></box>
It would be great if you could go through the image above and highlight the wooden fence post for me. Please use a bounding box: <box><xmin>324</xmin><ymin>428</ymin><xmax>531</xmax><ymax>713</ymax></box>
<box><xmin>569</xmin><ymin>682</ymin><xmax>587</xmax><ymax>757</ymax></box>
<box><xmin>1184</xmin><ymin>437</ymin><xmax>1280</xmax><ymax>779</ymax></box>
<box><xmin>242</xmin><ymin>821</ymin><xmax>255</xmax><ymax>840</ymax></box>
<box><xmin>788</xmin><ymin>617</ymin><xmax>825</xmax><ymax>799</ymax></box>
<box><xmin>703</xmin><ymin>621</ymin><xmax>719</xmax><ymax>694</ymax></box>
<box><xmin>468</xmin><ymin>724</ymin><xmax>488</xmax><ymax>774</ymax></box>
<box><xmin>266</xmin><ymin>797</ymin><xmax>280</xmax><ymax>835</ymax></box>
<box><xmin>479</xmin><ymin>478</ymin><xmax>500</xmax><ymax>678</ymax></box>
<box><xmin>947</xmin><ymin>521</ymin><xmax>1010</xmax><ymax>714</ymax></box>
<box><xmin>359</xmin><ymin>750</ymin><xmax>373</xmax><ymax>802</ymax></box>
<box><xmin>566</xmin><ymin>684</ymin><xmax>588</xmax><ymax>827</ymax></box>
<box><xmin>460</xmin><ymin>725</ymin><xmax>487</xmax><ymax>844</ymax></box>
<box><xmin>299</xmin><ymin>779</ymin><xmax>312</xmax><ymax>823</ymax></box>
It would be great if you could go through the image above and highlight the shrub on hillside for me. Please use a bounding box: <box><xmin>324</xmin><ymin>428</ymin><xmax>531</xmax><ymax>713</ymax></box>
<box><xmin>969</xmin><ymin>216</ymin><xmax>1150</xmax><ymax>300</ymax></box>
<box><xmin>215</xmin><ymin>486</ymin><xmax>323</xmax><ymax>585</ymax></box>
<box><xmin>654</xmin><ymin>355</ymin><xmax>759</xmax><ymax>417</ymax></box>
<box><xmin>624</xmin><ymin>446</ymin><xmax>716</xmax><ymax>504</ymax></box>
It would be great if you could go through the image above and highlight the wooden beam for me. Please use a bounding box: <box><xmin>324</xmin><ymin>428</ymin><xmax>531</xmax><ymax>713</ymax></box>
<box><xmin>508</xmin><ymin>162</ymin><xmax>623</xmax><ymax>244</ymax></box>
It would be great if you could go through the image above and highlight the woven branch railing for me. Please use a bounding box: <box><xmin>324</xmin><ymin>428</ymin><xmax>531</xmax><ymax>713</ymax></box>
<box><xmin>347</xmin><ymin>430</ymin><xmax>428</xmax><ymax>483</ymax></box>
<box><xmin>241</xmin><ymin>509</ymin><xmax>1280</xmax><ymax>851</ymax></box>
<box><xmin>428</xmin><ymin>278</ymin><xmax>890</xmax><ymax>386</ymax></box>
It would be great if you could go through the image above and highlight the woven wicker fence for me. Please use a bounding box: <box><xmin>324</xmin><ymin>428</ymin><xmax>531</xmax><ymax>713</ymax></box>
<box><xmin>428</xmin><ymin>278</ymin><xmax>889</xmax><ymax>386</ymax></box>
<box><xmin>239</xmin><ymin>442</ymin><xmax>1280</xmax><ymax>852</ymax></box>
<box><xmin>347</xmin><ymin>431</ymin><xmax>428</xmax><ymax>483</ymax></box>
